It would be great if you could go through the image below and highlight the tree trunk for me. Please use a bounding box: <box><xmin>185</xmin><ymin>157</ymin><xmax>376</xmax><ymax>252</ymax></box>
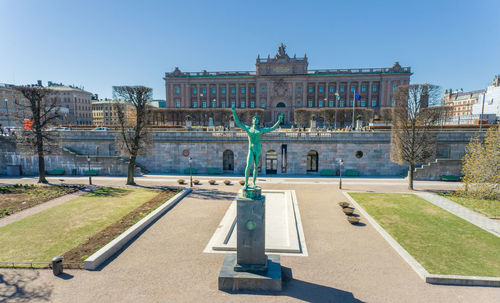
<box><xmin>127</xmin><ymin>155</ymin><xmax>136</xmax><ymax>185</ymax></box>
<box><xmin>408</xmin><ymin>163</ymin><xmax>414</xmax><ymax>190</ymax></box>
<box><xmin>38</xmin><ymin>152</ymin><xmax>47</xmax><ymax>183</ymax></box>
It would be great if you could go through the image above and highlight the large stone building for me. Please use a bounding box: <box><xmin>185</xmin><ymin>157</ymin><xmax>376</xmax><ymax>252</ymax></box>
<box><xmin>473</xmin><ymin>75</ymin><xmax>500</xmax><ymax>121</ymax></box>
<box><xmin>92</xmin><ymin>100</ymin><xmax>136</xmax><ymax>126</ymax></box>
<box><xmin>442</xmin><ymin>88</ymin><xmax>484</xmax><ymax>117</ymax></box>
<box><xmin>45</xmin><ymin>81</ymin><xmax>93</xmax><ymax>125</ymax></box>
<box><xmin>0</xmin><ymin>83</ymin><xmax>28</xmax><ymax>128</ymax></box>
<box><xmin>164</xmin><ymin>44</ymin><xmax>412</xmax><ymax>124</ymax></box>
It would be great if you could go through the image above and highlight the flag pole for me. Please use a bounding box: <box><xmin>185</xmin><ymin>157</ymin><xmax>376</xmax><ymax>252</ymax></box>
<box><xmin>352</xmin><ymin>89</ymin><xmax>356</xmax><ymax>130</ymax></box>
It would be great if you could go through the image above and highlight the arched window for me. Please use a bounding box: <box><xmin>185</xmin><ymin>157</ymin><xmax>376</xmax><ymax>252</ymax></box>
<box><xmin>276</xmin><ymin>102</ymin><xmax>286</xmax><ymax>108</ymax></box>
<box><xmin>307</xmin><ymin>150</ymin><xmax>318</xmax><ymax>172</ymax></box>
<box><xmin>223</xmin><ymin>150</ymin><xmax>234</xmax><ymax>171</ymax></box>
<box><xmin>266</xmin><ymin>150</ymin><xmax>277</xmax><ymax>174</ymax></box>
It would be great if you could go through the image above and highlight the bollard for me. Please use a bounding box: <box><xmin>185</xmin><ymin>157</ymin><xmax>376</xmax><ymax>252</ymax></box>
<box><xmin>52</xmin><ymin>256</ymin><xmax>63</xmax><ymax>276</ymax></box>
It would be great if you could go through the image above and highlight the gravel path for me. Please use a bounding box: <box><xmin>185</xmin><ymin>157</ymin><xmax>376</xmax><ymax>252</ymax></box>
<box><xmin>0</xmin><ymin>186</ymin><xmax>98</xmax><ymax>228</ymax></box>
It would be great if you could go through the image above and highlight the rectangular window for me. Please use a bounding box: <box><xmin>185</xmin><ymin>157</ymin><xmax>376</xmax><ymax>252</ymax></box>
<box><xmin>250</xmin><ymin>101</ymin><xmax>255</xmax><ymax>108</ymax></box>
<box><xmin>202</xmin><ymin>87</ymin><xmax>206</xmax><ymax>94</ymax></box>
<box><xmin>318</xmin><ymin>100</ymin><xmax>323</xmax><ymax>107</ymax></box>
<box><xmin>362</xmin><ymin>85</ymin><xmax>367</xmax><ymax>92</ymax></box>
<box><xmin>373</xmin><ymin>84</ymin><xmax>378</xmax><ymax>92</ymax></box>
<box><xmin>231</xmin><ymin>87</ymin><xmax>235</xmax><ymax>94</ymax></box>
<box><xmin>329</xmin><ymin>86</ymin><xmax>335</xmax><ymax>93</ymax></box>
<box><xmin>329</xmin><ymin>100</ymin><xmax>334</xmax><ymax>107</ymax></box>
<box><xmin>308</xmin><ymin>86</ymin><xmax>313</xmax><ymax>93</ymax></box>
<box><xmin>340</xmin><ymin>100</ymin><xmax>344</xmax><ymax>107</ymax></box>
<box><xmin>240</xmin><ymin>101</ymin><xmax>245</xmax><ymax>108</ymax></box>
<box><xmin>231</xmin><ymin>101</ymin><xmax>236</xmax><ymax>108</ymax></box>
<box><xmin>262</xmin><ymin>87</ymin><xmax>266</xmax><ymax>93</ymax></box>
<box><xmin>250</xmin><ymin>87</ymin><xmax>255</xmax><ymax>94</ymax></box>
<box><xmin>361</xmin><ymin>100</ymin><xmax>366</xmax><ymax>107</ymax></box>
<box><xmin>340</xmin><ymin>85</ymin><xmax>345</xmax><ymax>92</ymax></box>
<box><xmin>297</xmin><ymin>100</ymin><xmax>301</xmax><ymax>107</ymax></box>
<box><xmin>350</xmin><ymin>100</ymin><xmax>354</xmax><ymax>106</ymax></box>
<box><xmin>192</xmin><ymin>88</ymin><xmax>197</xmax><ymax>94</ymax></box>
<box><xmin>372</xmin><ymin>99</ymin><xmax>377</xmax><ymax>107</ymax></box>
<box><xmin>193</xmin><ymin>101</ymin><xmax>198</xmax><ymax>108</ymax></box>
<box><xmin>202</xmin><ymin>101</ymin><xmax>207</xmax><ymax>108</ymax></box>
<box><xmin>308</xmin><ymin>100</ymin><xmax>313</xmax><ymax>107</ymax></box>
<box><xmin>393</xmin><ymin>84</ymin><xmax>397</xmax><ymax>91</ymax></box>
<box><xmin>175</xmin><ymin>87</ymin><xmax>180</xmax><ymax>95</ymax></box>
<box><xmin>392</xmin><ymin>100</ymin><xmax>395</xmax><ymax>106</ymax></box>
<box><xmin>221</xmin><ymin>101</ymin><xmax>226</xmax><ymax>108</ymax></box>
<box><xmin>319</xmin><ymin>86</ymin><xmax>324</xmax><ymax>93</ymax></box>
<box><xmin>351</xmin><ymin>85</ymin><xmax>356</xmax><ymax>93</ymax></box>
<box><xmin>297</xmin><ymin>86</ymin><xmax>301</xmax><ymax>93</ymax></box>
<box><xmin>260</xmin><ymin>101</ymin><xmax>265</xmax><ymax>108</ymax></box>
<box><xmin>221</xmin><ymin>87</ymin><xmax>226</xmax><ymax>94</ymax></box>
<box><xmin>241</xmin><ymin>87</ymin><xmax>245</xmax><ymax>94</ymax></box>
<box><xmin>212</xmin><ymin>101</ymin><xmax>216</xmax><ymax>108</ymax></box>
<box><xmin>176</xmin><ymin>101</ymin><xmax>180</xmax><ymax>108</ymax></box>
<box><xmin>211</xmin><ymin>88</ymin><xmax>216</xmax><ymax>94</ymax></box>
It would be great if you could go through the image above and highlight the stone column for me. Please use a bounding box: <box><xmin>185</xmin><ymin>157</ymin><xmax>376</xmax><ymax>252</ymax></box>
<box><xmin>368</xmin><ymin>81</ymin><xmax>372</xmax><ymax>108</ymax></box>
<box><xmin>216</xmin><ymin>83</ymin><xmax>219</xmax><ymax>107</ymax></box>
<box><xmin>246</xmin><ymin>82</ymin><xmax>249</xmax><ymax>107</ymax></box>
<box><xmin>197</xmin><ymin>84</ymin><xmax>200</xmax><ymax>107</ymax></box>
<box><xmin>315</xmin><ymin>82</ymin><xmax>319</xmax><ymax>107</ymax></box>
<box><xmin>346</xmin><ymin>81</ymin><xmax>351</xmax><ymax>107</ymax></box>
<box><xmin>226</xmin><ymin>83</ymin><xmax>229</xmax><ymax>107</ymax></box>
<box><xmin>236</xmin><ymin>83</ymin><xmax>239</xmax><ymax>107</ymax></box>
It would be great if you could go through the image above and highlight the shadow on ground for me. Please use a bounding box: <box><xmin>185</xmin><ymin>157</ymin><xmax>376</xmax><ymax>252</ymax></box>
<box><xmin>222</xmin><ymin>266</ymin><xmax>365</xmax><ymax>303</ymax></box>
<box><xmin>190</xmin><ymin>188</ymin><xmax>236</xmax><ymax>201</ymax></box>
<box><xmin>0</xmin><ymin>271</ymin><xmax>52</xmax><ymax>302</ymax></box>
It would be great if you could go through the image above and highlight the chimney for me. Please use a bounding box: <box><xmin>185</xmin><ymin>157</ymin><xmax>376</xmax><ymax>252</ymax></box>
<box><xmin>37</xmin><ymin>80</ymin><xmax>42</xmax><ymax>87</ymax></box>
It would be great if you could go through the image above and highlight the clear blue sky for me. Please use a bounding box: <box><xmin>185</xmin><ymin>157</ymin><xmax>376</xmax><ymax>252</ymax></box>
<box><xmin>1</xmin><ymin>0</ymin><xmax>499</xmax><ymax>99</ymax></box>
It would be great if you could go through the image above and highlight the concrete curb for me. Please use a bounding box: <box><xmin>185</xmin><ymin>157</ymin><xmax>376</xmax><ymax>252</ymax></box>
<box><xmin>84</xmin><ymin>187</ymin><xmax>192</xmax><ymax>270</ymax></box>
<box><xmin>343</xmin><ymin>192</ymin><xmax>500</xmax><ymax>287</ymax></box>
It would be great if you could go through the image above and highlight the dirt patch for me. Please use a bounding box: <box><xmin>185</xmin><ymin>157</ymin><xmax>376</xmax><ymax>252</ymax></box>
<box><xmin>0</xmin><ymin>184</ymin><xmax>83</xmax><ymax>218</ymax></box>
<box><xmin>62</xmin><ymin>188</ymin><xmax>180</xmax><ymax>264</ymax></box>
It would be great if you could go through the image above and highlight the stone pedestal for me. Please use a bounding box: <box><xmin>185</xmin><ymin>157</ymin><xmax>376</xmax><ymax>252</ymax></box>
<box><xmin>235</xmin><ymin>193</ymin><xmax>266</xmax><ymax>271</ymax></box>
<box><xmin>218</xmin><ymin>189</ymin><xmax>283</xmax><ymax>291</ymax></box>
<box><xmin>218</xmin><ymin>254</ymin><xmax>282</xmax><ymax>291</ymax></box>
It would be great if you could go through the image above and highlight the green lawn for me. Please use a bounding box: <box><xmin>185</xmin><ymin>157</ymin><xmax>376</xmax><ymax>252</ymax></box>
<box><xmin>437</xmin><ymin>192</ymin><xmax>499</xmax><ymax>218</ymax></box>
<box><xmin>349</xmin><ymin>193</ymin><xmax>500</xmax><ymax>277</ymax></box>
<box><xmin>0</xmin><ymin>187</ymin><xmax>161</xmax><ymax>263</ymax></box>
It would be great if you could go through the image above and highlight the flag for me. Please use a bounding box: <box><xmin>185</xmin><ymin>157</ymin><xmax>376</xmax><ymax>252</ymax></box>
<box><xmin>354</xmin><ymin>92</ymin><xmax>361</xmax><ymax>101</ymax></box>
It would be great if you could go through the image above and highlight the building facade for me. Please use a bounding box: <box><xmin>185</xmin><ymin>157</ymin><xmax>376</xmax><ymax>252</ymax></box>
<box><xmin>164</xmin><ymin>44</ymin><xmax>412</xmax><ymax>124</ymax></box>
<box><xmin>46</xmin><ymin>82</ymin><xmax>93</xmax><ymax>125</ymax></box>
<box><xmin>0</xmin><ymin>83</ymin><xmax>28</xmax><ymax>128</ymax></box>
<box><xmin>92</xmin><ymin>100</ymin><xmax>136</xmax><ymax>126</ymax></box>
<box><xmin>442</xmin><ymin>88</ymin><xmax>484</xmax><ymax>117</ymax></box>
<box><xmin>473</xmin><ymin>75</ymin><xmax>500</xmax><ymax>121</ymax></box>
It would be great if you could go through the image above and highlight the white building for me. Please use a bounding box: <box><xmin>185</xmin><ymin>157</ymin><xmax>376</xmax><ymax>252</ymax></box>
<box><xmin>472</xmin><ymin>75</ymin><xmax>500</xmax><ymax>122</ymax></box>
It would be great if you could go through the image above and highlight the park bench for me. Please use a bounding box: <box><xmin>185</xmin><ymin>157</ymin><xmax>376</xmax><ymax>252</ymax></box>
<box><xmin>46</xmin><ymin>169</ymin><xmax>65</xmax><ymax>175</ymax></box>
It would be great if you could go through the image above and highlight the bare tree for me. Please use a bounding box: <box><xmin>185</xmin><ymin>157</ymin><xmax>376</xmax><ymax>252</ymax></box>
<box><xmin>113</xmin><ymin>86</ymin><xmax>152</xmax><ymax>185</ymax></box>
<box><xmin>14</xmin><ymin>86</ymin><xmax>61</xmax><ymax>183</ymax></box>
<box><xmin>390</xmin><ymin>84</ymin><xmax>449</xmax><ymax>190</ymax></box>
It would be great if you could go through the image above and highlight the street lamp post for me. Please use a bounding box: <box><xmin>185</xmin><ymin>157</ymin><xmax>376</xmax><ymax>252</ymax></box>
<box><xmin>189</xmin><ymin>157</ymin><xmax>193</xmax><ymax>187</ymax></box>
<box><xmin>338</xmin><ymin>158</ymin><xmax>343</xmax><ymax>190</ymax></box>
<box><xmin>87</xmin><ymin>155</ymin><xmax>92</xmax><ymax>185</ymax></box>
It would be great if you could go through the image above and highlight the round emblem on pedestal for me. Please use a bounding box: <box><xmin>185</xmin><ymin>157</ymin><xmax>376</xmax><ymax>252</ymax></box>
<box><xmin>182</xmin><ymin>149</ymin><xmax>189</xmax><ymax>157</ymax></box>
<box><xmin>245</xmin><ymin>220</ymin><xmax>256</xmax><ymax>231</ymax></box>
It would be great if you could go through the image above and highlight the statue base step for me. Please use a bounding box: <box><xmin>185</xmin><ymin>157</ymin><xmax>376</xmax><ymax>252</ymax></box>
<box><xmin>218</xmin><ymin>253</ymin><xmax>282</xmax><ymax>292</ymax></box>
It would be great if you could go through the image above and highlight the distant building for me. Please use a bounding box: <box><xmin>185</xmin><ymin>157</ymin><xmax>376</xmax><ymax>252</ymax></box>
<box><xmin>45</xmin><ymin>81</ymin><xmax>93</xmax><ymax>125</ymax></box>
<box><xmin>163</xmin><ymin>43</ymin><xmax>412</xmax><ymax>125</ymax></box>
<box><xmin>92</xmin><ymin>100</ymin><xmax>136</xmax><ymax>126</ymax></box>
<box><xmin>473</xmin><ymin>75</ymin><xmax>500</xmax><ymax>121</ymax></box>
<box><xmin>150</xmin><ymin>100</ymin><xmax>167</xmax><ymax>108</ymax></box>
<box><xmin>0</xmin><ymin>83</ymin><xmax>28</xmax><ymax>128</ymax></box>
<box><xmin>442</xmin><ymin>88</ymin><xmax>484</xmax><ymax>117</ymax></box>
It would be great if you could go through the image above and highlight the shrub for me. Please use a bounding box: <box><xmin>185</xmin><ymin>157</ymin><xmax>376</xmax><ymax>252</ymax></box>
<box><xmin>177</xmin><ymin>179</ymin><xmax>185</xmax><ymax>184</ymax></box>
<box><xmin>193</xmin><ymin>180</ymin><xmax>200</xmax><ymax>185</ymax></box>
<box><xmin>224</xmin><ymin>180</ymin><xmax>231</xmax><ymax>185</ymax></box>
<box><xmin>239</xmin><ymin>180</ymin><xmax>245</xmax><ymax>185</ymax></box>
<box><xmin>209</xmin><ymin>180</ymin><xmax>216</xmax><ymax>185</ymax></box>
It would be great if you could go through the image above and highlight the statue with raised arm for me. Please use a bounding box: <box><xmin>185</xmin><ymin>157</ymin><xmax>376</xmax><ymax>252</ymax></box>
<box><xmin>232</xmin><ymin>107</ymin><xmax>283</xmax><ymax>198</ymax></box>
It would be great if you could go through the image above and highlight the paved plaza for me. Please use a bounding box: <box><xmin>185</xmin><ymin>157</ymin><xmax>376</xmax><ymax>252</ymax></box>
<box><xmin>0</xmin><ymin>176</ymin><xmax>499</xmax><ymax>302</ymax></box>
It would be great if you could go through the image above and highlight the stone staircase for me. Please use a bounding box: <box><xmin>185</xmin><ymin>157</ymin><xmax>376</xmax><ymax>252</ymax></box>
<box><xmin>413</xmin><ymin>159</ymin><xmax>462</xmax><ymax>180</ymax></box>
